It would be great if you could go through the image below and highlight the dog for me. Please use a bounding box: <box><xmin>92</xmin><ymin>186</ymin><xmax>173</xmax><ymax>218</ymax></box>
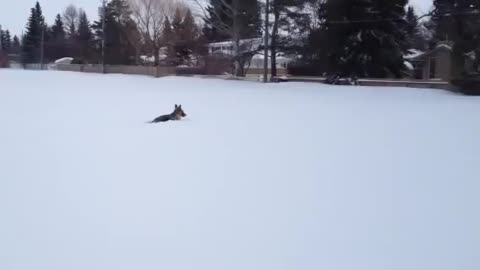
<box><xmin>149</xmin><ymin>104</ymin><xmax>187</xmax><ymax>123</ymax></box>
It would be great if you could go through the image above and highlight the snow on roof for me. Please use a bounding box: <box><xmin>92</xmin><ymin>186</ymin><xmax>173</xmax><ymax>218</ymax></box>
<box><xmin>54</xmin><ymin>57</ymin><xmax>74</xmax><ymax>64</ymax></box>
<box><xmin>404</xmin><ymin>49</ymin><xmax>424</xmax><ymax>60</ymax></box>
<box><xmin>435</xmin><ymin>43</ymin><xmax>452</xmax><ymax>51</ymax></box>
<box><xmin>208</xmin><ymin>38</ymin><xmax>262</xmax><ymax>47</ymax></box>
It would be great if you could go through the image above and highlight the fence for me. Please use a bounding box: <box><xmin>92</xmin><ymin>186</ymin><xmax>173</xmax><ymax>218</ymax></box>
<box><xmin>54</xmin><ymin>64</ymin><xmax>176</xmax><ymax>77</ymax></box>
<box><xmin>14</xmin><ymin>63</ymin><xmax>456</xmax><ymax>91</ymax></box>
<box><xmin>286</xmin><ymin>77</ymin><xmax>456</xmax><ymax>91</ymax></box>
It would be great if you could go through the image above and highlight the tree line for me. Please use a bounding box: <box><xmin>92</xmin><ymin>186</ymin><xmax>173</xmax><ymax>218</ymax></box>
<box><xmin>1</xmin><ymin>0</ymin><xmax>479</xmax><ymax>78</ymax></box>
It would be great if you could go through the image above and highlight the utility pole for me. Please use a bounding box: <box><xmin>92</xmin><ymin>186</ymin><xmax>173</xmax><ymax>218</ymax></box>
<box><xmin>40</xmin><ymin>26</ymin><xmax>45</xmax><ymax>70</ymax></box>
<box><xmin>263</xmin><ymin>0</ymin><xmax>269</xmax><ymax>83</ymax></box>
<box><xmin>101</xmin><ymin>0</ymin><xmax>106</xmax><ymax>73</ymax></box>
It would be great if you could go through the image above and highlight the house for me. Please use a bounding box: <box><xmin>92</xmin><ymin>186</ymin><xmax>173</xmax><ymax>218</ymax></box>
<box><xmin>207</xmin><ymin>38</ymin><xmax>263</xmax><ymax>56</ymax></box>
<box><xmin>405</xmin><ymin>42</ymin><xmax>454</xmax><ymax>81</ymax></box>
<box><xmin>406</xmin><ymin>42</ymin><xmax>480</xmax><ymax>81</ymax></box>
<box><xmin>207</xmin><ymin>38</ymin><xmax>293</xmax><ymax>75</ymax></box>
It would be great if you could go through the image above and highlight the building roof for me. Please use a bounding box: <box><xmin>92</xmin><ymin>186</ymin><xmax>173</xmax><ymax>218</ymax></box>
<box><xmin>407</xmin><ymin>43</ymin><xmax>453</xmax><ymax>61</ymax></box>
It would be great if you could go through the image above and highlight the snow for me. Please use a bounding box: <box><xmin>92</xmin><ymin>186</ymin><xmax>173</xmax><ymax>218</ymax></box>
<box><xmin>436</xmin><ymin>43</ymin><xmax>453</xmax><ymax>51</ymax></box>
<box><xmin>404</xmin><ymin>60</ymin><xmax>414</xmax><ymax>70</ymax></box>
<box><xmin>404</xmin><ymin>49</ymin><xmax>424</xmax><ymax>60</ymax></box>
<box><xmin>1</xmin><ymin>69</ymin><xmax>480</xmax><ymax>270</ymax></box>
<box><xmin>54</xmin><ymin>57</ymin><xmax>74</xmax><ymax>64</ymax></box>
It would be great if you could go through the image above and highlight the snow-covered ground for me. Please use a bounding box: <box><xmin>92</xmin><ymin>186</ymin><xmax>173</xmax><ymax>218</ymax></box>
<box><xmin>1</xmin><ymin>69</ymin><xmax>479</xmax><ymax>270</ymax></box>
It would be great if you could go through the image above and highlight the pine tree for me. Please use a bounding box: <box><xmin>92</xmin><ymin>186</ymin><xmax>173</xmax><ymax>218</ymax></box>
<box><xmin>202</xmin><ymin>0</ymin><xmax>260</xmax><ymax>42</ymax></box>
<box><xmin>92</xmin><ymin>0</ymin><xmax>138</xmax><ymax>65</ymax></box>
<box><xmin>308</xmin><ymin>0</ymin><xmax>409</xmax><ymax>78</ymax></box>
<box><xmin>173</xmin><ymin>9</ymin><xmax>199</xmax><ymax>65</ymax></box>
<box><xmin>21</xmin><ymin>2</ymin><xmax>45</xmax><ymax>63</ymax></box>
<box><xmin>12</xmin><ymin>36</ymin><xmax>21</xmax><ymax>55</ymax></box>
<box><xmin>48</xmin><ymin>14</ymin><xmax>68</xmax><ymax>60</ymax></box>
<box><xmin>1</xmin><ymin>29</ymin><xmax>12</xmax><ymax>53</ymax></box>
<box><xmin>406</xmin><ymin>6</ymin><xmax>419</xmax><ymax>46</ymax></box>
<box><xmin>405</xmin><ymin>6</ymin><xmax>428</xmax><ymax>50</ymax></box>
<box><xmin>77</xmin><ymin>10</ymin><xmax>93</xmax><ymax>62</ymax></box>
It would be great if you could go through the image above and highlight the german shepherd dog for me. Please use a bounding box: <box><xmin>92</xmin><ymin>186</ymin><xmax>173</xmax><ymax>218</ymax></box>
<box><xmin>149</xmin><ymin>104</ymin><xmax>187</xmax><ymax>123</ymax></box>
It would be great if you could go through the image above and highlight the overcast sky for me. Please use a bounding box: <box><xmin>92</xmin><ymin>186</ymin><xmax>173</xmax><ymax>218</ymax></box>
<box><xmin>1</xmin><ymin>0</ymin><xmax>434</xmax><ymax>37</ymax></box>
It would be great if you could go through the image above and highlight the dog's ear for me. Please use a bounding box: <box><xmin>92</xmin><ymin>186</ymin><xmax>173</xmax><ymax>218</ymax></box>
<box><xmin>175</xmin><ymin>104</ymin><xmax>178</xmax><ymax>109</ymax></box>
<box><xmin>179</xmin><ymin>104</ymin><xmax>182</xmax><ymax>108</ymax></box>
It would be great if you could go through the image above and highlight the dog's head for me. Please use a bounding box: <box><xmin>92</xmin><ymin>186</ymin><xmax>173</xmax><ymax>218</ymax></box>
<box><xmin>174</xmin><ymin>104</ymin><xmax>187</xmax><ymax>119</ymax></box>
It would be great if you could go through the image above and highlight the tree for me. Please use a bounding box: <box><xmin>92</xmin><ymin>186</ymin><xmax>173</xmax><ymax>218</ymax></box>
<box><xmin>63</xmin><ymin>4</ymin><xmax>79</xmax><ymax>39</ymax></box>
<box><xmin>77</xmin><ymin>10</ymin><xmax>94</xmax><ymax>62</ymax></box>
<box><xmin>432</xmin><ymin>0</ymin><xmax>479</xmax><ymax>76</ymax></box>
<box><xmin>21</xmin><ymin>2</ymin><xmax>45</xmax><ymax>63</ymax></box>
<box><xmin>202</xmin><ymin>0</ymin><xmax>260</xmax><ymax>42</ymax></box>
<box><xmin>431</xmin><ymin>0</ymin><xmax>456</xmax><ymax>44</ymax></box>
<box><xmin>405</xmin><ymin>6</ymin><xmax>428</xmax><ymax>50</ymax></box>
<box><xmin>63</xmin><ymin>4</ymin><xmax>79</xmax><ymax>57</ymax></box>
<box><xmin>129</xmin><ymin>0</ymin><xmax>184</xmax><ymax>66</ymax></box>
<box><xmin>1</xmin><ymin>29</ymin><xmax>12</xmax><ymax>53</ymax></box>
<box><xmin>198</xmin><ymin>0</ymin><xmax>261</xmax><ymax>76</ymax></box>
<box><xmin>171</xmin><ymin>7</ymin><xmax>199</xmax><ymax>65</ymax></box>
<box><xmin>269</xmin><ymin>0</ymin><xmax>311</xmax><ymax>76</ymax></box>
<box><xmin>12</xmin><ymin>35</ymin><xmax>21</xmax><ymax>55</ymax></box>
<box><xmin>306</xmin><ymin>0</ymin><xmax>410</xmax><ymax>78</ymax></box>
<box><xmin>178</xmin><ymin>9</ymin><xmax>199</xmax><ymax>64</ymax></box>
<box><xmin>48</xmin><ymin>14</ymin><xmax>68</xmax><ymax>60</ymax></box>
<box><xmin>161</xmin><ymin>16</ymin><xmax>176</xmax><ymax>64</ymax></box>
<box><xmin>93</xmin><ymin>0</ymin><xmax>139</xmax><ymax>65</ymax></box>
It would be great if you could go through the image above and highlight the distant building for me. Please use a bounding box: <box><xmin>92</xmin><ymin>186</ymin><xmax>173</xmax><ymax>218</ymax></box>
<box><xmin>405</xmin><ymin>41</ymin><xmax>478</xmax><ymax>81</ymax></box>
<box><xmin>207</xmin><ymin>38</ymin><xmax>293</xmax><ymax>72</ymax></box>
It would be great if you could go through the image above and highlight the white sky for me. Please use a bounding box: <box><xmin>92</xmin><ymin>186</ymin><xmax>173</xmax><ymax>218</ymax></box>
<box><xmin>1</xmin><ymin>0</ymin><xmax>433</xmax><ymax>37</ymax></box>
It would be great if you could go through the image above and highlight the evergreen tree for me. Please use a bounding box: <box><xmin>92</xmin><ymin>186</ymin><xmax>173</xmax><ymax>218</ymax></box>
<box><xmin>431</xmin><ymin>0</ymin><xmax>456</xmax><ymax>43</ymax></box>
<box><xmin>21</xmin><ymin>2</ymin><xmax>45</xmax><ymax>63</ymax></box>
<box><xmin>202</xmin><ymin>0</ymin><xmax>261</xmax><ymax>42</ymax></box>
<box><xmin>406</xmin><ymin>6</ymin><xmax>419</xmax><ymax>46</ymax></box>
<box><xmin>77</xmin><ymin>10</ymin><xmax>94</xmax><ymax>62</ymax></box>
<box><xmin>308</xmin><ymin>0</ymin><xmax>409</xmax><ymax>78</ymax></box>
<box><xmin>48</xmin><ymin>14</ymin><xmax>68</xmax><ymax>60</ymax></box>
<box><xmin>171</xmin><ymin>8</ymin><xmax>183</xmax><ymax>65</ymax></box>
<box><xmin>172</xmin><ymin>9</ymin><xmax>199</xmax><ymax>65</ymax></box>
<box><xmin>405</xmin><ymin>6</ymin><xmax>428</xmax><ymax>50</ymax></box>
<box><xmin>92</xmin><ymin>0</ymin><xmax>138</xmax><ymax>65</ymax></box>
<box><xmin>12</xmin><ymin>35</ymin><xmax>21</xmax><ymax>55</ymax></box>
<box><xmin>1</xmin><ymin>29</ymin><xmax>12</xmax><ymax>53</ymax></box>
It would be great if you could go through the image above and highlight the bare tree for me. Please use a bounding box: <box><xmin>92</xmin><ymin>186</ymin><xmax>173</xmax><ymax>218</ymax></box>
<box><xmin>63</xmin><ymin>4</ymin><xmax>79</xmax><ymax>39</ymax></box>
<box><xmin>129</xmin><ymin>0</ymin><xmax>187</xmax><ymax>66</ymax></box>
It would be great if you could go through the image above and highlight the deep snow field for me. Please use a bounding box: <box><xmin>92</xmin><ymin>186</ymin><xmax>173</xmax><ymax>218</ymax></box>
<box><xmin>1</xmin><ymin>69</ymin><xmax>479</xmax><ymax>270</ymax></box>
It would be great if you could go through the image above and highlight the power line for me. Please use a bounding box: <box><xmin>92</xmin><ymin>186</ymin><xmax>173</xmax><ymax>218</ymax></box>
<box><xmin>324</xmin><ymin>10</ymin><xmax>479</xmax><ymax>25</ymax></box>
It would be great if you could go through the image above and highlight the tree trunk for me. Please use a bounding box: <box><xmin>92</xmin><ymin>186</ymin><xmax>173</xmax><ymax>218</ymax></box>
<box><xmin>153</xmin><ymin>45</ymin><xmax>160</xmax><ymax>66</ymax></box>
<box><xmin>232</xmin><ymin>0</ymin><xmax>243</xmax><ymax>77</ymax></box>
